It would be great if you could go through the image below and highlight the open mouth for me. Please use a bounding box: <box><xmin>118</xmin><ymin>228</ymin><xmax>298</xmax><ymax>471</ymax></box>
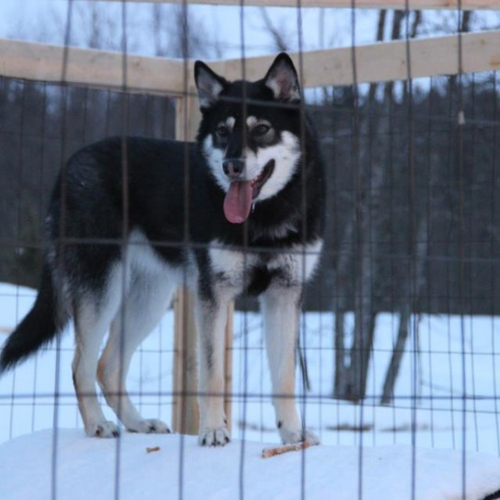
<box><xmin>223</xmin><ymin>159</ymin><xmax>275</xmax><ymax>224</ymax></box>
<box><xmin>249</xmin><ymin>159</ymin><xmax>275</xmax><ymax>200</ymax></box>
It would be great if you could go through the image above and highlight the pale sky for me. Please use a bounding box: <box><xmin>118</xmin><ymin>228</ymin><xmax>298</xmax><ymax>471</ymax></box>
<box><xmin>2</xmin><ymin>1</ymin><xmax>499</xmax><ymax>62</ymax></box>
<box><xmin>0</xmin><ymin>0</ymin><xmax>388</xmax><ymax>59</ymax></box>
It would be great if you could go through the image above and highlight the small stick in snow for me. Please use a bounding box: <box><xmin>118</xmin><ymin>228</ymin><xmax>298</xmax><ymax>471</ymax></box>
<box><xmin>146</xmin><ymin>446</ymin><xmax>161</xmax><ymax>454</ymax></box>
<box><xmin>261</xmin><ymin>441</ymin><xmax>313</xmax><ymax>459</ymax></box>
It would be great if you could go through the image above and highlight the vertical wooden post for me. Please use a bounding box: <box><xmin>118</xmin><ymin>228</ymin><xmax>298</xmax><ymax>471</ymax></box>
<box><xmin>172</xmin><ymin>87</ymin><xmax>199</xmax><ymax>435</ymax></box>
<box><xmin>172</xmin><ymin>84</ymin><xmax>233</xmax><ymax>435</ymax></box>
<box><xmin>172</xmin><ymin>287</ymin><xmax>199</xmax><ymax>434</ymax></box>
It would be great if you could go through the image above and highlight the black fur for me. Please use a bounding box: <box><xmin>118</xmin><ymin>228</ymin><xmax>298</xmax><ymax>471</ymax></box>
<box><xmin>484</xmin><ymin>490</ymin><xmax>500</xmax><ymax>500</ymax></box>
<box><xmin>0</xmin><ymin>264</ymin><xmax>68</xmax><ymax>371</ymax></box>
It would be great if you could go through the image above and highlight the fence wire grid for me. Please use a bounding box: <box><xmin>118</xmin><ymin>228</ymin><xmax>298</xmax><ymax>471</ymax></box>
<box><xmin>1</xmin><ymin>1</ymin><xmax>500</xmax><ymax>500</ymax></box>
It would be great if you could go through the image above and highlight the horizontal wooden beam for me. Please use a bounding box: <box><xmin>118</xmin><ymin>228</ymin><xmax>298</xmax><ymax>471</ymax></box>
<box><xmin>210</xmin><ymin>30</ymin><xmax>500</xmax><ymax>87</ymax></box>
<box><xmin>0</xmin><ymin>38</ymin><xmax>187</xmax><ymax>95</ymax></box>
<box><xmin>82</xmin><ymin>0</ymin><xmax>500</xmax><ymax>11</ymax></box>
<box><xmin>1</xmin><ymin>30</ymin><xmax>499</xmax><ymax>94</ymax></box>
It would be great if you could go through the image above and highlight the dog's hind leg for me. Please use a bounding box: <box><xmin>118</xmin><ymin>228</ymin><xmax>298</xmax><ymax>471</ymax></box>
<box><xmin>261</xmin><ymin>285</ymin><xmax>319</xmax><ymax>446</ymax></box>
<box><xmin>97</xmin><ymin>271</ymin><xmax>173</xmax><ymax>434</ymax></box>
<box><xmin>73</xmin><ymin>293</ymin><xmax>122</xmax><ymax>438</ymax></box>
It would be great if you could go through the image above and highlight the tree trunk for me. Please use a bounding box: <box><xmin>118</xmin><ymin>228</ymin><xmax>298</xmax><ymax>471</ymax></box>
<box><xmin>346</xmin><ymin>226</ymin><xmax>376</xmax><ymax>402</ymax></box>
<box><xmin>333</xmin><ymin>218</ymin><xmax>354</xmax><ymax>398</ymax></box>
<box><xmin>333</xmin><ymin>110</ymin><xmax>387</xmax><ymax>402</ymax></box>
<box><xmin>384</xmin><ymin>11</ymin><xmax>406</xmax><ymax>102</ymax></box>
<box><xmin>368</xmin><ymin>10</ymin><xmax>387</xmax><ymax>103</ymax></box>
<box><xmin>333</xmin><ymin>309</ymin><xmax>348</xmax><ymax>397</ymax></box>
<box><xmin>381</xmin><ymin>304</ymin><xmax>411</xmax><ymax>405</ymax></box>
<box><xmin>380</xmin><ymin>219</ymin><xmax>428</xmax><ymax>404</ymax></box>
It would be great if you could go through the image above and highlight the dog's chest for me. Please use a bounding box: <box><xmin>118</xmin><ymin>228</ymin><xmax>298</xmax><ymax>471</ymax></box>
<box><xmin>207</xmin><ymin>239</ymin><xmax>322</xmax><ymax>294</ymax></box>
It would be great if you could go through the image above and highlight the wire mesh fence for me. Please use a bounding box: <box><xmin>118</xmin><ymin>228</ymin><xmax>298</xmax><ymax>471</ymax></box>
<box><xmin>1</xmin><ymin>1</ymin><xmax>500</xmax><ymax>500</ymax></box>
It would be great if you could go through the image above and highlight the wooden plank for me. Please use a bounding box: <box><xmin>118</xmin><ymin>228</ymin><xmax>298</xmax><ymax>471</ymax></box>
<box><xmin>210</xmin><ymin>29</ymin><xmax>500</xmax><ymax>87</ymax></box>
<box><xmin>1</xmin><ymin>30</ymin><xmax>499</xmax><ymax>96</ymax></box>
<box><xmin>172</xmin><ymin>288</ymin><xmax>200</xmax><ymax>435</ymax></box>
<box><xmin>172</xmin><ymin>87</ymin><xmax>201</xmax><ymax>436</ymax></box>
<box><xmin>0</xmin><ymin>38</ymin><xmax>185</xmax><ymax>95</ymax></box>
<box><xmin>175</xmin><ymin>84</ymin><xmax>202</xmax><ymax>142</ymax></box>
<box><xmin>82</xmin><ymin>0</ymin><xmax>500</xmax><ymax>11</ymax></box>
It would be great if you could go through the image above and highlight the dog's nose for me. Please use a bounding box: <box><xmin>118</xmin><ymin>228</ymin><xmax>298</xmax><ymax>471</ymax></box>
<box><xmin>222</xmin><ymin>158</ymin><xmax>245</xmax><ymax>178</ymax></box>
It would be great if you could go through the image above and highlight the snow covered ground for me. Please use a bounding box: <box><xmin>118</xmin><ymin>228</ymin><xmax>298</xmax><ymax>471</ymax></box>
<box><xmin>1</xmin><ymin>282</ymin><xmax>500</xmax><ymax>498</ymax></box>
<box><xmin>1</xmin><ymin>429</ymin><xmax>500</xmax><ymax>500</ymax></box>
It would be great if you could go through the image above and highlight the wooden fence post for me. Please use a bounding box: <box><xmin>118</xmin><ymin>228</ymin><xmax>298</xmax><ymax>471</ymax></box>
<box><xmin>172</xmin><ymin>286</ymin><xmax>199</xmax><ymax>434</ymax></box>
<box><xmin>172</xmin><ymin>87</ymin><xmax>200</xmax><ymax>435</ymax></box>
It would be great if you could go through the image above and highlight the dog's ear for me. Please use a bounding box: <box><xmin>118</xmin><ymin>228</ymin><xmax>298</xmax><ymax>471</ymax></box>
<box><xmin>194</xmin><ymin>61</ymin><xmax>227</xmax><ymax>110</ymax></box>
<box><xmin>264</xmin><ymin>53</ymin><xmax>301</xmax><ymax>103</ymax></box>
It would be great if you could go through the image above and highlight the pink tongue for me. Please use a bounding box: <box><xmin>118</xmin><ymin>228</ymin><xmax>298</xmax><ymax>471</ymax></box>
<box><xmin>223</xmin><ymin>181</ymin><xmax>253</xmax><ymax>224</ymax></box>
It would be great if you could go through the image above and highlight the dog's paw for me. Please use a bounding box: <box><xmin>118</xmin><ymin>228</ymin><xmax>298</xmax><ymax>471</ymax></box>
<box><xmin>86</xmin><ymin>421</ymin><xmax>120</xmax><ymax>438</ymax></box>
<box><xmin>127</xmin><ymin>418</ymin><xmax>170</xmax><ymax>434</ymax></box>
<box><xmin>198</xmin><ymin>426</ymin><xmax>231</xmax><ymax>447</ymax></box>
<box><xmin>279</xmin><ymin>427</ymin><xmax>319</xmax><ymax>446</ymax></box>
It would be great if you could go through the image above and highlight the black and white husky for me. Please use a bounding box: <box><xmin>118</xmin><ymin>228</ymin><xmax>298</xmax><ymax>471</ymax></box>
<box><xmin>0</xmin><ymin>54</ymin><xmax>325</xmax><ymax>446</ymax></box>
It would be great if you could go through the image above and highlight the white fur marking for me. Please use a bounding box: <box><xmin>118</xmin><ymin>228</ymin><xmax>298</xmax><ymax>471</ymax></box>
<box><xmin>267</xmin><ymin>239</ymin><xmax>323</xmax><ymax>284</ymax></box>
<box><xmin>208</xmin><ymin>240</ymin><xmax>257</xmax><ymax>289</ymax></box>
<box><xmin>266</xmin><ymin>79</ymin><xmax>282</xmax><ymax>100</ymax></box>
<box><xmin>246</xmin><ymin>116</ymin><xmax>257</xmax><ymax>128</ymax></box>
<box><xmin>198</xmin><ymin>76</ymin><xmax>224</xmax><ymax>109</ymax></box>
<box><xmin>202</xmin><ymin>135</ymin><xmax>228</xmax><ymax>192</ymax></box>
<box><xmin>244</xmin><ymin>131</ymin><xmax>301</xmax><ymax>201</ymax></box>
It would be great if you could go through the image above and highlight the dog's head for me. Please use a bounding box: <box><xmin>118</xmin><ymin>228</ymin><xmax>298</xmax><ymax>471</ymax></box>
<box><xmin>194</xmin><ymin>54</ymin><xmax>303</xmax><ymax>224</ymax></box>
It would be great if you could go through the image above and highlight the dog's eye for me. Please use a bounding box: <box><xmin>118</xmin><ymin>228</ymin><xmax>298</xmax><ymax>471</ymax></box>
<box><xmin>216</xmin><ymin>125</ymin><xmax>230</xmax><ymax>137</ymax></box>
<box><xmin>252</xmin><ymin>124</ymin><xmax>270</xmax><ymax>137</ymax></box>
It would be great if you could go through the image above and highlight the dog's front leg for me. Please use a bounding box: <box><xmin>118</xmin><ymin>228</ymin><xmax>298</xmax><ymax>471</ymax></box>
<box><xmin>195</xmin><ymin>293</ymin><xmax>231</xmax><ymax>446</ymax></box>
<box><xmin>261</xmin><ymin>286</ymin><xmax>319</xmax><ymax>445</ymax></box>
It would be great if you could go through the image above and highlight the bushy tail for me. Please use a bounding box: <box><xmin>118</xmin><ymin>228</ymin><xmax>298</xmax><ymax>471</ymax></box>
<box><xmin>0</xmin><ymin>265</ymin><xmax>68</xmax><ymax>372</ymax></box>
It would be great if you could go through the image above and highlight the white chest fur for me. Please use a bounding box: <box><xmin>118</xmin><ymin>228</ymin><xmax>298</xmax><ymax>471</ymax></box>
<box><xmin>208</xmin><ymin>239</ymin><xmax>323</xmax><ymax>291</ymax></box>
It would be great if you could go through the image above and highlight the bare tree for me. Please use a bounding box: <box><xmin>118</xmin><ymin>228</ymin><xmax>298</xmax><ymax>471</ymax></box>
<box><xmin>368</xmin><ymin>10</ymin><xmax>387</xmax><ymax>103</ymax></box>
<box><xmin>259</xmin><ymin>8</ymin><xmax>292</xmax><ymax>52</ymax></box>
<box><xmin>380</xmin><ymin>8</ymin><xmax>471</xmax><ymax>405</ymax></box>
<box><xmin>151</xmin><ymin>4</ymin><xmax>213</xmax><ymax>59</ymax></box>
<box><xmin>333</xmin><ymin>114</ymin><xmax>387</xmax><ymax>401</ymax></box>
<box><xmin>381</xmin><ymin>219</ymin><xmax>427</xmax><ymax>405</ymax></box>
<box><xmin>333</xmin><ymin>10</ymin><xmax>389</xmax><ymax>402</ymax></box>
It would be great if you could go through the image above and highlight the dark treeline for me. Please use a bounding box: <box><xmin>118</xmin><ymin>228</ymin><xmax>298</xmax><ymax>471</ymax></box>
<box><xmin>1</xmin><ymin>75</ymin><xmax>499</xmax><ymax>320</ymax></box>
<box><xmin>0</xmin><ymin>77</ymin><xmax>175</xmax><ymax>289</ymax></box>
<box><xmin>309</xmin><ymin>74</ymin><xmax>500</xmax><ymax>318</ymax></box>
<box><xmin>310</xmin><ymin>74</ymin><xmax>500</xmax><ymax>401</ymax></box>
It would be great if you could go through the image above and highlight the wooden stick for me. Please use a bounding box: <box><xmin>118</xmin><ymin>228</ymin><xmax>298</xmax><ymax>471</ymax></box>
<box><xmin>262</xmin><ymin>441</ymin><xmax>315</xmax><ymax>459</ymax></box>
